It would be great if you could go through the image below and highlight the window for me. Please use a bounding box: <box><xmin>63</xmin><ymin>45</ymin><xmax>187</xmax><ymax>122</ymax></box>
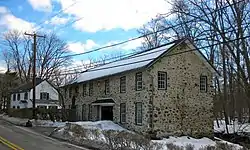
<box><xmin>24</xmin><ymin>92</ymin><xmax>28</xmax><ymax>100</ymax></box>
<box><xmin>17</xmin><ymin>106</ymin><xmax>20</xmax><ymax>109</ymax></box>
<box><xmin>13</xmin><ymin>94</ymin><xmax>16</xmax><ymax>101</ymax></box>
<box><xmin>83</xmin><ymin>83</ymin><xmax>87</xmax><ymax>97</ymax></box>
<box><xmin>135</xmin><ymin>102</ymin><xmax>142</xmax><ymax>125</ymax></box>
<box><xmin>120</xmin><ymin>76</ymin><xmax>126</xmax><ymax>93</ymax></box>
<box><xmin>88</xmin><ymin>104</ymin><xmax>92</xmax><ymax>120</ymax></box>
<box><xmin>69</xmin><ymin>87</ymin><xmax>72</xmax><ymax>97</ymax></box>
<box><xmin>135</xmin><ymin>72</ymin><xmax>142</xmax><ymax>91</ymax></box>
<box><xmin>158</xmin><ymin>72</ymin><xmax>167</xmax><ymax>90</ymax></box>
<box><xmin>120</xmin><ymin>103</ymin><xmax>126</xmax><ymax>123</ymax></box>
<box><xmin>13</xmin><ymin>106</ymin><xmax>15</xmax><ymax>109</ymax></box>
<box><xmin>75</xmin><ymin>86</ymin><xmax>79</xmax><ymax>94</ymax></box>
<box><xmin>105</xmin><ymin>79</ymin><xmax>110</xmax><ymax>94</ymax></box>
<box><xmin>40</xmin><ymin>92</ymin><xmax>49</xmax><ymax>100</ymax></box>
<box><xmin>89</xmin><ymin>82</ymin><xmax>93</xmax><ymax>96</ymax></box>
<box><xmin>200</xmin><ymin>76</ymin><xmax>207</xmax><ymax>92</ymax></box>
<box><xmin>82</xmin><ymin>104</ymin><xmax>86</xmax><ymax>120</ymax></box>
<box><xmin>68</xmin><ymin>105</ymin><xmax>71</xmax><ymax>109</ymax></box>
<box><xmin>17</xmin><ymin>93</ymin><xmax>20</xmax><ymax>101</ymax></box>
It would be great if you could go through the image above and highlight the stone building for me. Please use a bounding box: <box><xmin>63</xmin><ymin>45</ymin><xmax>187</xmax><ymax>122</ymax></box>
<box><xmin>63</xmin><ymin>38</ymin><xmax>218</xmax><ymax>138</ymax></box>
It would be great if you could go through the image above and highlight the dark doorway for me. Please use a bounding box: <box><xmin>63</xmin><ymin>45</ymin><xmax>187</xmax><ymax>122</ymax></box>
<box><xmin>101</xmin><ymin>106</ymin><xmax>113</xmax><ymax>121</ymax></box>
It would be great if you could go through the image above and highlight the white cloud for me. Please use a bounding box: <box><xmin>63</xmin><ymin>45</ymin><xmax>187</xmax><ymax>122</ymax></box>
<box><xmin>46</xmin><ymin>16</ymin><xmax>70</xmax><ymax>25</ymax></box>
<box><xmin>0</xmin><ymin>6</ymin><xmax>8</xmax><ymax>14</ymax></box>
<box><xmin>0</xmin><ymin>8</ymin><xmax>35</xmax><ymax>32</ymax></box>
<box><xmin>56</xmin><ymin>0</ymin><xmax>171</xmax><ymax>32</ymax></box>
<box><xmin>27</xmin><ymin>0</ymin><xmax>52</xmax><ymax>12</ymax></box>
<box><xmin>0</xmin><ymin>60</ymin><xmax>7</xmax><ymax>73</ymax></box>
<box><xmin>67</xmin><ymin>39</ymin><xmax>99</xmax><ymax>53</ymax></box>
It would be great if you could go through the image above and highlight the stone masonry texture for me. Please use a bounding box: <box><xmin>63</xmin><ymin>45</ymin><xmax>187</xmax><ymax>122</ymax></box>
<box><xmin>63</xmin><ymin>41</ymin><xmax>214</xmax><ymax>138</ymax></box>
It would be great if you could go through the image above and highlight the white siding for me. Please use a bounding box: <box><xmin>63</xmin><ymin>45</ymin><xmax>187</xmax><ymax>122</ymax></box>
<box><xmin>10</xmin><ymin>80</ymin><xmax>59</xmax><ymax>109</ymax></box>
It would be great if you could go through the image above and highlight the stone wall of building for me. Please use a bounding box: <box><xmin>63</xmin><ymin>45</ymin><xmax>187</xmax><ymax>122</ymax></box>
<box><xmin>64</xmin><ymin>69</ymin><xmax>153</xmax><ymax>134</ymax></box>
<box><xmin>63</xmin><ymin>41</ymin><xmax>214</xmax><ymax>138</ymax></box>
<box><xmin>148</xmin><ymin>42</ymin><xmax>214</xmax><ymax>138</ymax></box>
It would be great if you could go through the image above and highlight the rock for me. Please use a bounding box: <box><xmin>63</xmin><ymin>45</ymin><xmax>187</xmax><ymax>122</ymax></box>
<box><xmin>25</xmin><ymin>120</ymin><xmax>33</xmax><ymax>127</ymax></box>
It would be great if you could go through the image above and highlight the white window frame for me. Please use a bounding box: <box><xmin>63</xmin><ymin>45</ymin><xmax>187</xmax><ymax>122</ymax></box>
<box><xmin>40</xmin><ymin>92</ymin><xmax>49</xmax><ymax>100</ymax></box>
<box><xmin>105</xmin><ymin>79</ymin><xmax>110</xmax><ymax>94</ymax></box>
<box><xmin>83</xmin><ymin>83</ymin><xmax>87</xmax><ymax>97</ymax></box>
<box><xmin>200</xmin><ymin>76</ymin><xmax>207</xmax><ymax>92</ymax></box>
<box><xmin>135</xmin><ymin>102</ymin><xmax>142</xmax><ymax>125</ymax></box>
<box><xmin>24</xmin><ymin>92</ymin><xmax>28</xmax><ymax>100</ymax></box>
<box><xmin>13</xmin><ymin>94</ymin><xmax>16</xmax><ymax>101</ymax></box>
<box><xmin>120</xmin><ymin>103</ymin><xmax>126</xmax><ymax>123</ymax></box>
<box><xmin>120</xmin><ymin>76</ymin><xmax>126</xmax><ymax>93</ymax></box>
<box><xmin>135</xmin><ymin>72</ymin><xmax>142</xmax><ymax>91</ymax></box>
<box><xmin>158</xmin><ymin>71</ymin><xmax>167</xmax><ymax>90</ymax></box>
<box><xmin>17</xmin><ymin>93</ymin><xmax>20</xmax><ymax>101</ymax></box>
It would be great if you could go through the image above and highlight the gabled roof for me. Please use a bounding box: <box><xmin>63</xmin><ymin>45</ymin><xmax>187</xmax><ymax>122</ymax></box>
<box><xmin>11</xmin><ymin>78</ymin><xmax>44</xmax><ymax>93</ymax></box>
<box><xmin>71</xmin><ymin>38</ymin><xmax>218</xmax><ymax>84</ymax></box>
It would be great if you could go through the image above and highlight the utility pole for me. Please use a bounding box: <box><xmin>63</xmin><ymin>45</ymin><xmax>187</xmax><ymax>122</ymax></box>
<box><xmin>24</xmin><ymin>32</ymin><xmax>45</xmax><ymax>119</ymax></box>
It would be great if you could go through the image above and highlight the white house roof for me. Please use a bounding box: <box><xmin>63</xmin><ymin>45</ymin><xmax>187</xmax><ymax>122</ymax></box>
<box><xmin>70</xmin><ymin>38</ymin><xmax>218</xmax><ymax>85</ymax></box>
<box><xmin>72</xmin><ymin>42</ymin><xmax>176</xmax><ymax>84</ymax></box>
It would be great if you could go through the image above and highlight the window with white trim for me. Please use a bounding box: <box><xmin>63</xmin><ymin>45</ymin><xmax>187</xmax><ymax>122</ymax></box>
<box><xmin>135</xmin><ymin>72</ymin><xmax>142</xmax><ymax>91</ymax></box>
<box><xmin>83</xmin><ymin>83</ymin><xmax>87</xmax><ymax>97</ymax></box>
<box><xmin>24</xmin><ymin>92</ymin><xmax>28</xmax><ymax>100</ymax></box>
<box><xmin>89</xmin><ymin>82</ymin><xmax>93</xmax><ymax>96</ymax></box>
<box><xmin>17</xmin><ymin>93</ymin><xmax>20</xmax><ymax>101</ymax></box>
<box><xmin>135</xmin><ymin>102</ymin><xmax>142</xmax><ymax>125</ymax></box>
<box><xmin>40</xmin><ymin>92</ymin><xmax>49</xmax><ymax>100</ymax></box>
<box><xmin>120</xmin><ymin>76</ymin><xmax>126</xmax><ymax>93</ymax></box>
<box><xmin>13</xmin><ymin>94</ymin><xmax>16</xmax><ymax>101</ymax></box>
<box><xmin>120</xmin><ymin>103</ymin><xmax>126</xmax><ymax>123</ymax></box>
<box><xmin>200</xmin><ymin>76</ymin><xmax>207</xmax><ymax>92</ymax></box>
<box><xmin>105</xmin><ymin>79</ymin><xmax>110</xmax><ymax>94</ymax></box>
<box><xmin>158</xmin><ymin>71</ymin><xmax>167</xmax><ymax>90</ymax></box>
<box><xmin>69</xmin><ymin>87</ymin><xmax>72</xmax><ymax>97</ymax></box>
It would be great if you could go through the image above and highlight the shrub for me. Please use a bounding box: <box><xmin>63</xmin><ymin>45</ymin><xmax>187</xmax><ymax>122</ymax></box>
<box><xmin>166</xmin><ymin>143</ymin><xmax>184</xmax><ymax>150</ymax></box>
<box><xmin>185</xmin><ymin>144</ymin><xmax>194</xmax><ymax>150</ymax></box>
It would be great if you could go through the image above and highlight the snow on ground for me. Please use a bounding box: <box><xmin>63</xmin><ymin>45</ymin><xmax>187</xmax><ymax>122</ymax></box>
<box><xmin>152</xmin><ymin>136</ymin><xmax>216</xmax><ymax>149</ymax></box>
<box><xmin>72</xmin><ymin>120</ymin><xmax>128</xmax><ymax>131</ymax></box>
<box><xmin>0</xmin><ymin>114</ymin><xmax>66</xmax><ymax>127</ymax></box>
<box><xmin>0</xmin><ymin>114</ymin><xmax>244</xmax><ymax>149</ymax></box>
<box><xmin>214</xmin><ymin>120</ymin><xmax>250</xmax><ymax>134</ymax></box>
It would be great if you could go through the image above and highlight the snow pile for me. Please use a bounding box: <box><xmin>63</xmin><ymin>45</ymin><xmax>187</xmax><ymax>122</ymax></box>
<box><xmin>72</xmin><ymin>120</ymin><xmax>128</xmax><ymax>131</ymax></box>
<box><xmin>214</xmin><ymin>120</ymin><xmax>250</xmax><ymax>134</ymax></box>
<box><xmin>34</xmin><ymin>120</ymin><xmax>67</xmax><ymax>128</ymax></box>
<box><xmin>153</xmin><ymin>136</ymin><xmax>216</xmax><ymax>149</ymax></box>
<box><xmin>51</xmin><ymin>121</ymin><xmax>243</xmax><ymax>150</ymax></box>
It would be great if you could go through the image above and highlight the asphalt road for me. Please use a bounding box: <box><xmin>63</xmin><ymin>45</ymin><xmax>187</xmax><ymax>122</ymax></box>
<box><xmin>0</xmin><ymin>119</ymin><xmax>89</xmax><ymax>150</ymax></box>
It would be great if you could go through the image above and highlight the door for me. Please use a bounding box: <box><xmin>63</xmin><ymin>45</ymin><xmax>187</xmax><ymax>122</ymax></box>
<box><xmin>101</xmin><ymin>106</ymin><xmax>113</xmax><ymax>121</ymax></box>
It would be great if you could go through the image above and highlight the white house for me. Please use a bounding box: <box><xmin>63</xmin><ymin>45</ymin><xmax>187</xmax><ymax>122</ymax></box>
<box><xmin>10</xmin><ymin>78</ymin><xmax>60</xmax><ymax>109</ymax></box>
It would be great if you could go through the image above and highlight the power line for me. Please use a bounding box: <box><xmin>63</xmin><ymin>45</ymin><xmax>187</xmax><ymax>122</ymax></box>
<box><xmin>57</xmin><ymin>23</ymin><xmax>250</xmax><ymax>73</ymax></box>
<box><xmin>50</xmin><ymin>35</ymin><xmax>250</xmax><ymax>77</ymax></box>
<box><xmin>35</xmin><ymin>0</ymin><xmax>80</xmax><ymax>31</ymax></box>
<box><xmin>49</xmin><ymin>0</ymin><xmax>246</xmax><ymax>59</ymax></box>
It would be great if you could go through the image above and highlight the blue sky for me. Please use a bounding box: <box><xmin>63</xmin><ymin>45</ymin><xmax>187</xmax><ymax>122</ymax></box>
<box><xmin>0</xmin><ymin>0</ymin><xmax>171</xmax><ymax>71</ymax></box>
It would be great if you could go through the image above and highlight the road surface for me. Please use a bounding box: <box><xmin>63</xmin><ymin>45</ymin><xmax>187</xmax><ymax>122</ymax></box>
<box><xmin>0</xmin><ymin>119</ymin><xmax>89</xmax><ymax>150</ymax></box>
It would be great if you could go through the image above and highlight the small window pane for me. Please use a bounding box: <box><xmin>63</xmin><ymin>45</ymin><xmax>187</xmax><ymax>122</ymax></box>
<box><xmin>17</xmin><ymin>94</ymin><xmax>20</xmax><ymax>100</ymax></box>
<box><xmin>69</xmin><ymin>87</ymin><xmax>72</xmax><ymax>97</ymax></box>
<box><xmin>200</xmin><ymin>76</ymin><xmax>207</xmax><ymax>92</ymax></box>
<box><xmin>135</xmin><ymin>72</ymin><xmax>142</xmax><ymax>91</ymax></box>
<box><xmin>89</xmin><ymin>82</ymin><xmax>93</xmax><ymax>96</ymax></box>
<box><xmin>24</xmin><ymin>92</ymin><xmax>28</xmax><ymax>100</ymax></box>
<box><xmin>83</xmin><ymin>84</ymin><xmax>87</xmax><ymax>97</ymax></box>
<box><xmin>158</xmin><ymin>72</ymin><xmax>167</xmax><ymax>89</ymax></box>
<box><xmin>120</xmin><ymin>103</ymin><xmax>126</xmax><ymax>123</ymax></box>
<box><xmin>135</xmin><ymin>102</ymin><xmax>142</xmax><ymax>125</ymax></box>
<box><xmin>120</xmin><ymin>76</ymin><xmax>126</xmax><ymax>93</ymax></box>
<box><xmin>105</xmin><ymin>79</ymin><xmax>110</xmax><ymax>94</ymax></box>
<box><xmin>13</xmin><ymin>94</ymin><xmax>16</xmax><ymax>101</ymax></box>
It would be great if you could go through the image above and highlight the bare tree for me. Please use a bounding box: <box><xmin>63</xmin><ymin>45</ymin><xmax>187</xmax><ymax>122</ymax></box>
<box><xmin>2</xmin><ymin>30</ymin><xmax>71</xmax><ymax>83</ymax></box>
